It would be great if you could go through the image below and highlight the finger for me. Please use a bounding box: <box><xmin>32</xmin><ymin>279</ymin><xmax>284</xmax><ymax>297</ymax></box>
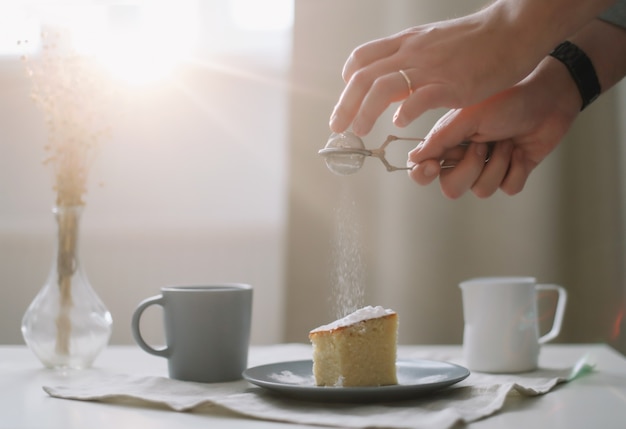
<box><xmin>470</xmin><ymin>141</ymin><xmax>514</xmax><ymax>198</ymax></box>
<box><xmin>408</xmin><ymin>108</ymin><xmax>477</xmax><ymax>164</ymax></box>
<box><xmin>351</xmin><ymin>71</ymin><xmax>416</xmax><ymax>136</ymax></box>
<box><xmin>393</xmin><ymin>81</ymin><xmax>459</xmax><ymax>128</ymax></box>
<box><xmin>439</xmin><ymin>142</ymin><xmax>488</xmax><ymax>199</ymax></box>
<box><xmin>408</xmin><ymin>142</ymin><xmax>469</xmax><ymax>184</ymax></box>
<box><xmin>342</xmin><ymin>35</ymin><xmax>402</xmax><ymax>82</ymax></box>
<box><xmin>500</xmin><ymin>148</ymin><xmax>535</xmax><ymax>196</ymax></box>
<box><xmin>439</xmin><ymin>144</ymin><xmax>470</xmax><ymax>167</ymax></box>
<box><xmin>408</xmin><ymin>159</ymin><xmax>441</xmax><ymax>185</ymax></box>
<box><xmin>329</xmin><ymin>74</ymin><xmax>370</xmax><ymax>134</ymax></box>
<box><xmin>330</xmin><ymin>62</ymin><xmax>410</xmax><ymax>135</ymax></box>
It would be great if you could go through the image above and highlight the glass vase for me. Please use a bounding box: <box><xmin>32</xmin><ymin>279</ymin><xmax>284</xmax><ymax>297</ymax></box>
<box><xmin>21</xmin><ymin>205</ymin><xmax>113</xmax><ymax>369</ymax></box>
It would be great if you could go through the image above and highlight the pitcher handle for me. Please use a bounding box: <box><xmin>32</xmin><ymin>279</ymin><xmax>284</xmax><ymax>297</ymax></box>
<box><xmin>536</xmin><ymin>284</ymin><xmax>568</xmax><ymax>344</ymax></box>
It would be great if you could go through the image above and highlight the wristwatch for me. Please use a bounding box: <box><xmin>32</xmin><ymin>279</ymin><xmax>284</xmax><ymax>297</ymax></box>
<box><xmin>549</xmin><ymin>41</ymin><xmax>601</xmax><ymax>110</ymax></box>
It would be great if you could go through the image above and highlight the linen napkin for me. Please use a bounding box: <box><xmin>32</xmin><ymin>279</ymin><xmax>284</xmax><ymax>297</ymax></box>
<box><xmin>43</xmin><ymin>345</ymin><xmax>594</xmax><ymax>429</ymax></box>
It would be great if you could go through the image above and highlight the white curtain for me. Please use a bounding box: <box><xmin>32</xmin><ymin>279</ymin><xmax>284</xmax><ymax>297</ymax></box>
<box><xmin>285</xmin><ymin>0</ymin><xmax>626</xmax><ymax>353</ymax></box>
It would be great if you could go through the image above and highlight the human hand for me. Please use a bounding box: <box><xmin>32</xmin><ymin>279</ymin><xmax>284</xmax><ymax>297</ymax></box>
<box><xmin>407</xmin><ymin>57</ymin><xmax>581</xmax><ymax>199</ymax></box>
<box><xmin>328</xmin><ymin>6</ymin><xmax>544</xmax><ymax>137</ymax></box>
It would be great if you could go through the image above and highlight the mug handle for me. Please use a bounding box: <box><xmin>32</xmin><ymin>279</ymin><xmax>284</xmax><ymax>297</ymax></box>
<box><xmin>536</xmin><ymin>284</ymin><xmax>568</xmax><ymax>344</ymax></box>
<box><xmin>131</xmin><ymin>295</ymin><xmax>170</xmax><ymax>358</ymax></box>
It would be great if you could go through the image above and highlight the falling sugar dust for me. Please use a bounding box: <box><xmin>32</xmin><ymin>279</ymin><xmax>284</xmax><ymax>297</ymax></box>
<box><xmin>330</xmin><ymin>183</ymin><xmax>366</xmax><ymax>319</ymax></box>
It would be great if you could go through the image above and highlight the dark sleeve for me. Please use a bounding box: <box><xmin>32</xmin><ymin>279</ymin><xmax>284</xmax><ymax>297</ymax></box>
<box><xmin>599</xmin><ymin>1</ymin><xmax>626</xmax><ymax>29</ymax></box>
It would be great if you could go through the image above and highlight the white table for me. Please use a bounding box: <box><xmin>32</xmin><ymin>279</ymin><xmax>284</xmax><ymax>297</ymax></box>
<box><xmin>2</xmin><ymin>344</ymin><xmax>626</xmax><ymax>428</ymax></box>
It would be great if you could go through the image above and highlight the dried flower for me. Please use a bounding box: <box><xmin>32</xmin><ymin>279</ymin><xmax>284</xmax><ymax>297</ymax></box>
<box><xmin>22</xmin><ymin>28</ymin><xmax>112</xmax><ymax>207</ymax></box>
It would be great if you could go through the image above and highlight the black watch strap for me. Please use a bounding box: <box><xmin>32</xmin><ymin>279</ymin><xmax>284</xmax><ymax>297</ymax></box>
<box><xmin>549</xmin><ymin>41</ymin><xmax>601</xmax><ymax>110</ymax></box>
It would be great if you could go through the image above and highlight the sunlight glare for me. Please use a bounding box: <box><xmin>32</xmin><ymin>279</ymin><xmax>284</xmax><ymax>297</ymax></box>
<box><xmin>67</xmin><ymin>1</ymin><xmax>199</xmax><ymax>86</ymax></box>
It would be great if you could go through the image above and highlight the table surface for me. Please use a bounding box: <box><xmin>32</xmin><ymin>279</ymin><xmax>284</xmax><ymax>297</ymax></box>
<box><xmin>2</xmin><ymin>343</ymin><xmax>626</xmax><ymax>429</ymax></box>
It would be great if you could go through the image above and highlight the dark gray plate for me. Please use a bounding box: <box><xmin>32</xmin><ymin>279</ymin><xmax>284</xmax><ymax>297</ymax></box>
<box><xmin>242</xmin><ymin>359</ymin><xmax>470</xmax><ymax>403</ymax></box>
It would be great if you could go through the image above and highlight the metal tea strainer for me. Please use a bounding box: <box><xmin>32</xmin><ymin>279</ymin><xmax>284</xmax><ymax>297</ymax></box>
<box><xmin>318</xmin><ymin>131</ymin><xmax>473</xmax><ymax>175</ymax></box>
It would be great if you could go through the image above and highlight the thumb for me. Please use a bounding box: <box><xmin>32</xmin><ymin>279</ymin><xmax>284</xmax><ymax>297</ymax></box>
<box><xmin>408</xmin><ymin>108</ymin><xmax>476</xmax><ymax>163</ymax></box>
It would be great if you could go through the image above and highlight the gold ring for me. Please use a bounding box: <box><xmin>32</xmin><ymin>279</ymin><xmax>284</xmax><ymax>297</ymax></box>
<box><xmin>399</xmin><ymin>69</ymin><xmax>413</xmax><ymax>96</ymax></box>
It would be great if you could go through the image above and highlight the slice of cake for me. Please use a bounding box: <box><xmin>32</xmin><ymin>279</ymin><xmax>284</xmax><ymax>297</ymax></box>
<box><xmin>309</xmin><ymin>306</ymin><xmax>398</xmax><ymax>387</ymax></box>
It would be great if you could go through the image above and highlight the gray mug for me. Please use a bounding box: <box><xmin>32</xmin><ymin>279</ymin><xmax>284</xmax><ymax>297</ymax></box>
<box><xmin>131</xmin><ymin>284</ymin><xmax>252</xmax><ymax>382</ymax></box>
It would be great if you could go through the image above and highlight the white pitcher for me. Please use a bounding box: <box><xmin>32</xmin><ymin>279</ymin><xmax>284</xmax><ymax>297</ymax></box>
<box><xmin>459</xmin><ymin>277</ymin><xmax>567</xmax><ymax>373</ymax></box>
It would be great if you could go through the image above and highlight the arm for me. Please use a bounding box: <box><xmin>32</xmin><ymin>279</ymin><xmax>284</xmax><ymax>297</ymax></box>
<box><xmin>407</xmin><ymin>18</ymin><xmax>626</xmax><ymax>199</ymax></box>
<box><xmin>329</xmin><ymin>0</ymin><xmax>615</xmax><ymax>137</ymax></box>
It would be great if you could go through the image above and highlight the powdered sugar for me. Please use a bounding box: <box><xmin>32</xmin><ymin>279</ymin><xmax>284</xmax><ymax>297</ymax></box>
<box><xmin>268</xmin><ymin>370</ymin><xmax>314</xmax><ymax>385</ymax></box>
<box><xmin>330</xmin><ymin>185</ymin><xmax>365</xmax><ymax>318</ymax></box>
<box><xmin>310</xmin><ymin>305</ymin><xmax>395</xmax><ymax>333</ymax></box>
